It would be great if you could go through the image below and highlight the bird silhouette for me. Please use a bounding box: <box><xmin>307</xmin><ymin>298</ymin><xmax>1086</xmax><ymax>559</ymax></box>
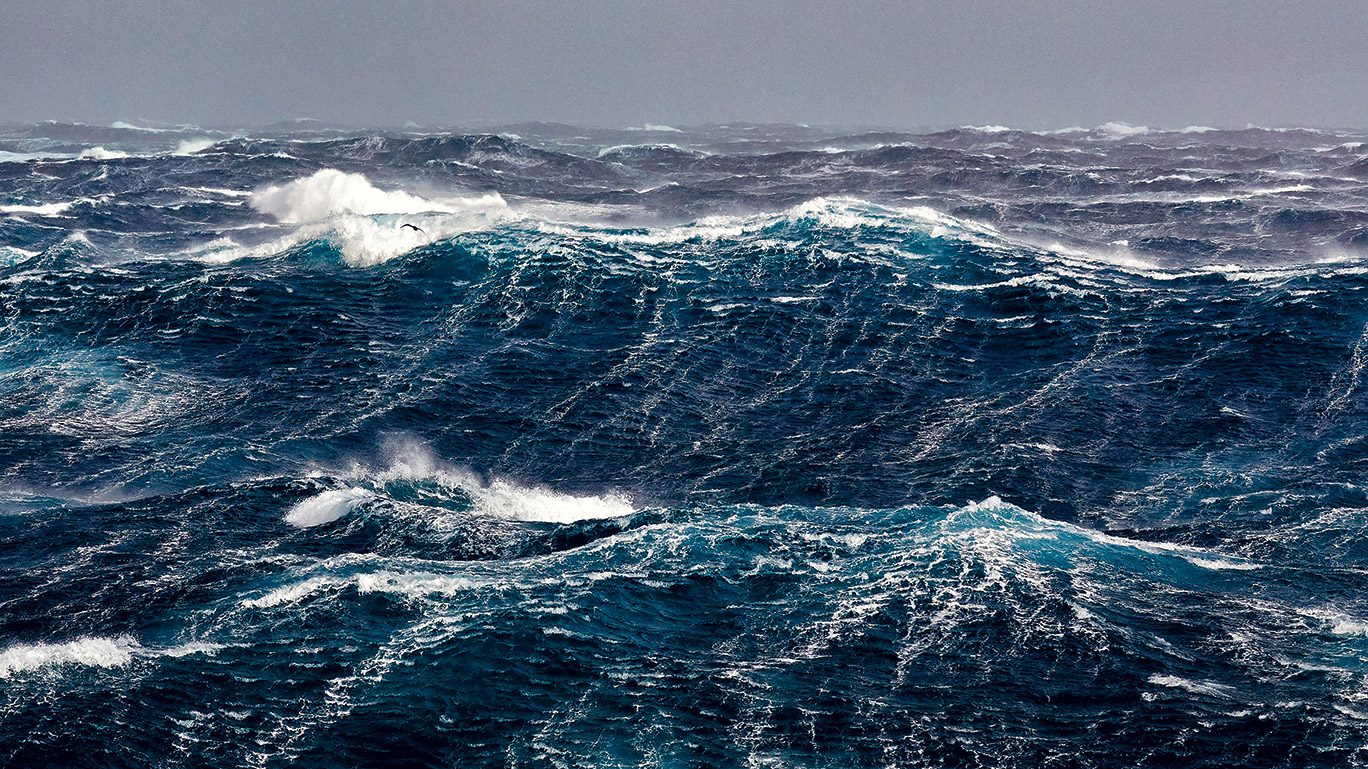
<box><xmin>400</xmin><ymin>223</ymin><xmax>424</xmax><ymax>234</ymax></box>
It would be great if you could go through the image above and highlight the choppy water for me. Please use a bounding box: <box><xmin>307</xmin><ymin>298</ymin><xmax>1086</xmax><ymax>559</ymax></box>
<box><xmin>3</xmin><ymin>119</ymin><xmax>1368</xmax><ymax>767</ymax></box>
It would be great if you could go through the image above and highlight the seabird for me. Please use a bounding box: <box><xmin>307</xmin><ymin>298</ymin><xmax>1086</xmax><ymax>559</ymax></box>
<box><xmin>400</xmin><ymin>223</ymin><xmax>425</xmax><ymax>234</ymax></box>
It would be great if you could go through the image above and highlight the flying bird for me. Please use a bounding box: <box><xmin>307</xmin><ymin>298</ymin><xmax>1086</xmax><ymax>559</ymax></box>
<box><xmin>400</xmin><ymin>223</ymin><xmax>425</xmax><ymax>234</ymax></box>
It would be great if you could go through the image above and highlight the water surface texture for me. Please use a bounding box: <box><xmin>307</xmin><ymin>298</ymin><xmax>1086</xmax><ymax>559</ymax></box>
<box><xmin>3</xmin><ymin>120</ymin><xmax>1368</xmax><ymax>767</ymax></box>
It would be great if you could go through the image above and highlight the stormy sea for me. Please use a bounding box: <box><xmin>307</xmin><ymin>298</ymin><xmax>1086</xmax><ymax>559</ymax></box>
<box><xmin>2</xmin><ymin>118</ymin><xmax>1368</xmax><ymax>768</ymax></box>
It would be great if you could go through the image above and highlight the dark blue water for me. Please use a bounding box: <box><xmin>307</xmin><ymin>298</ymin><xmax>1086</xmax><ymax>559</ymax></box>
<box><xmin>3</xmin><ymin>120</ymin><xmax>1368</xmax><ymax>767</ymax></box>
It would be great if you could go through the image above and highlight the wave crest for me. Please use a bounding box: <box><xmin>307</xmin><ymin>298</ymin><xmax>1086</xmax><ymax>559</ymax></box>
<box><xmin>232</xmin><ymin>169</ymin><xmax>511</xmax><ymax>265</ymax></box>
<box><xmin>249</xmin><ymin>169</ymin><xmax>450</xmax><ymax>223</ymax></box>
<box><xmin>288</xmin><ymin>441</ymin><xmax>635</xmax><ymax>527</ymax></box>
<box><xmin>0</xmin><ymin>636</ymin><xmax>220</xmax><ymax>679</ymax></box>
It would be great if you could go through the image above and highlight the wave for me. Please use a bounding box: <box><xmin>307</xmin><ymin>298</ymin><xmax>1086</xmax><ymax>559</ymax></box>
<box><xmin>229</xmin><ymin>178</ymin><xmax>1003</xmax><ymax>268</ymax></box>
<box><xmin>243</xmin><ymin>565</ymin><xmax>494</xmax><ymax>609</ymax></box>
<box><xmin>78</xmin><ymin>146</ymin><xmax>130</xmax><ymax>160</ymax></box>
<box><xmin>954</xmin><ymin>497</ymin><xmax>1259</xmax><ymax>572</ymax></box>
<box><xmin>5</xmin><ymin>120</ymin><xmax>1368</xmax><ymax>764</ymax></box>
<box><xmin>249</xmin><ymin>169</ymin><xmax>455</xmax><ymax>223</ymax></box>
<box><xmin>290</xmin><ymin>441</ymin><xmax>634</xmax><ymax>527</ymax></box>
<box><xmin>0</xmin><ymin>200</ymin><xmax>75</xmax><ymax>216</ymax></box>
<box><xmin>1147</xmin><ymin>674</ymin><xmax>1240</xmax><ymax>699</ymax></box>
<box><xmin>0</xmin><ymin>636</ymin><xmax>220</xmax><ymax>679</ymax></box>
<box><xmin>285</xmin><ymin>487</ymin><xmax>374</xmax><ymax>528</ymax></box>
<box><xmin>222</xmin><ymin>169</ymin><xmax>511</xmax><ymax>265</ymax></box>
<box><xmin>529</xmin><ymin>196</ymin><xmax>1003</xmax><ymax>253</ymax></box>
<box><xmin>0</xmin><ymin>635</ymin><xmax>139</xmax><ymax>677</ymax></box>
<box><xmin>0</xmin><ymin>352</ymin><xmax>221</xmax><ymax>443</ymax></box>
<box><xmin>1096</xmin><ymin>122</ymin><xmax>1152</xmax><ymax>139</ymax></box>
<box><xmin>173</xmin><ymin>138</ymin><xmax>218</xmax><ymax>155</ymax></box>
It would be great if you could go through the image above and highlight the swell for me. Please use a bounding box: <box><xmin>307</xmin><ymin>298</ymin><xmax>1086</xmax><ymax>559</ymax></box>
<box><xmin>1</xmin><ymin>490</ymin><xmax>1362</xmax><ymax>766</ymax></box>
<box><xmin>4</xmin><ymin>197</ymin><xmax>1368</xmax><ymax>536</ymax></box>
<box><xmin>4</xmin><ymin>123</ymin><xmax>1368</xmax><ymax>767</ymax></box>
<box><xmin>5</xmin><ymin>123</ymin><xmax>1368</xmax><ymax>266</ymax></box>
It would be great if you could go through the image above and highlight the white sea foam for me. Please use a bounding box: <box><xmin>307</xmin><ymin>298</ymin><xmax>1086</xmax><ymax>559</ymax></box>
<box><xmin>1148</xmin><ymin>673</ymin><xmax>1238</xmax><ymax>699</ymax></box>
<box><xmin>250</xmin><ymin>169</ymin><xmax>451</xmax><ymax>223</ymax></box>
<box><xmin>1298</xmin><ymin>608</ymin><xmax>1368</xmax><ymax>637</ymax></box>
<box><xmin>241</xmin><ymin>187</ymin><xmax>986</xmax><ymax>266</ymax></box>
<box><xmin>597</xmin><ymin>142</ymin><xmax>698</xmax><ymax>158</ymax></box>
<box><xmin>174</xmin><ymin>138</ymin><xmax>218</xmax><ymax>155</ymax></box>
<box><xmin>161</xmin><ymin>641</ymin><xmax>224</xmax><ymax>658</ymax></box>
<box><xmin>78</xmin><ymin>146</ymin><xmax>129</xmax><ymax>160</ymax></box>
<box><xmin>0</xmin><ymin>354</ymin><xmax>216</xmax><ymax>443</ymax></box>
<box><xmin>244</xmin><ymin>566</ymin><xmax>492</xmax><ymax>610</ymax></box>
<box><xmin>0</xmin><ymin>150</ymin><xmax>58</xmax><ymax>163</ymax></box>
<box><xmin>244</xmin><ymin>576</ymin><xmax>345</xmax><ymax>607</ymax></box>
<box><xmin>356</xmin><ymin>571</ymin><xmax>482</xmax><ymax>598</ymax></box>
<box><xmin>469</xmin><ymin>478</ymin><xmax>634</xmax><ymax>523</ymax></box>
<box><xmin>0</xmin><ymin>635</ymin><xmax>220</xmax><ymax>678</ymax></box>
<box><xmin>1097</xmin><ymin>122</ymin><xmax>1152</xmax><ymax>139</ymax></box>
<box><xmin>532</xmin><ymin>197</ymin><xmax>1007</xmax><ymax>264</ymax></box>
<box><xmin>284</xmin><ymin>487</ymin><xmax>373</xmax><ymax>528</ymax></box>
<box><xmin>962</xmin><ymin>496</ymin><xmax>1259</xmax><ymax>571</ymax></box>
<box><xmin>240</xmin><ymin>169</ymin><xmax>510</xmax><ymax>265</ymax></box>
<box><xmin>110</xmin><ymin>121</ymin><xmax>194</xmax><ymax>133</ymax></box>
<box><xmin>0</xmin><ymin>201</ymin><xmax>73</xmax><ymax>216</ymax></box>
<box><xmin>341</xmin><ymin>440</ymin><xmax>635</xmax><ymax>524</ymax></box>
<box><xmin>0</xmin><ymin>636</ymin><xmax>140</xmax><ymax>677</ymax></box>
<box><xmin>181</xmin><ymin>186</ymin><xmax>251</xmax><ymax>198</ymax></box>
<box><xmin>1330</xmin><ymin>618</ymin><xmax>1368</xmax><ymax>636</ymax></box>
<box><xmin>0</xmin><ymin>246</ymin><xmax>39</xmax><ymax>267</ymax></box>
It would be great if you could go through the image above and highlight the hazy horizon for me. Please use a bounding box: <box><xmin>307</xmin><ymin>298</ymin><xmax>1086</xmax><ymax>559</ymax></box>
<box><xmin>5</xmin><ymin>116</ymin><xmax>1362</xmax><ymax>135</ymax></box>
<box><xmin>4</xmin><ymin>0</ymin><xmax>1368</xmax><ymax>131</ymax></box>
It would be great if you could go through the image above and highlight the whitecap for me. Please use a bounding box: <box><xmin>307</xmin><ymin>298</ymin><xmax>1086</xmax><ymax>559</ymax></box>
<box><xmin>284</xmin><ymin>487</ymin><xmax>373</xmax><ymax>528</ymax></box>
<box><xmin>161</xmin><ymin>641</ymin><xmax>224</xmax><ymax>658</ymax></box>
<box><xmin>470</xmin><ymin>478</ymin><xmax>634</xmax><ymax>523</ymax></box>
<box><xmin>355</xmin><ymin>571</ymin><xmax>482</xmax><ymax>598</ymax></box>
<box><xmin>0</xmin><ymin>635</ymin><xmax>220</xmax><ymax>678</ymax></box>
<box><xmin>1097</xmin><ymin>122</ymin><xmax>1151</xmax><ymax>139</ymax></box>
<box><xmin>1148</xmin><ymin>673</ymin><xmax>1238</xmax><ymax>699</ymax></box>
<box><xmin>238</xmin><ymin>169</ymin><xmax>510</xmax><ymax>266</ymax></box>
<box><xmin>109</xmin><ymin>121</ymin><xmax>191</xmax><ymax>133</ymax></box>
<box><xmin>342</xmin><ymin>439</ymin><xmax>635</xmax><ymax>524</ymax></box>
<box><xmin>960</xmin><ymin>497</ymin><xmax>1260</xmax><ymax>571</ymax></box>
<box><xmin>0</xmin><ymin>636</ymin><xmax>140</xmax><ymax>678</ymax></box>
<box><xmin>244</xmin><ymin>576</ymin><xmax>346</xmax><ymax>607</ymax></box>
<box><xmin>0</xmin><ymin>201</ymin><xmax>74</xmax><ymax>216</ymax></box>
<box><xmin>78</xmin><ymin>146</ymin><xmax>129</xmax><ymax>160</ymax></box>
<box><xmin>173</xmin><ymin>138</ymin><xmax>218</xmax><ymax>155</ymax></box>
<box><xmin>1297</xmin><ymin>608</ymin><xmax>1368</xmax><ymax>637</ymax></box>
<box><xmin>249</xmin><ymin>169</ymin><xmax>451</xmax><ymax>223</ymax></box>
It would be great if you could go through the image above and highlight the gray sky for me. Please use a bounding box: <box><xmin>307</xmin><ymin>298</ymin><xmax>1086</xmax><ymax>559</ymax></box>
<box><xmin>3</xmin><ymin>0</ymin><xmax>1367</xmax><ymax>130</ymax></box>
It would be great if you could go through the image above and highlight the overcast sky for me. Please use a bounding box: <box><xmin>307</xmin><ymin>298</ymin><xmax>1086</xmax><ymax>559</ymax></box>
<box><xmin>3</xmin><ymin>0</ymin><xmax>1367</xmax><ymax>130</ymax></box>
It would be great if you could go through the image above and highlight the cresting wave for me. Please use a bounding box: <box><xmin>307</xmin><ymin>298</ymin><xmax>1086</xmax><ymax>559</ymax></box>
<box><xmin>234</xmin><ymin>169</ymin><xmax>511</xmax><ymax>266</ymax></box>
<box><xmin>286</xmin><ymin>441</ymin><xmax>635</xmax><ymax>527</ymax></box>
<box><xmin>0</xmin><ymin>636</ymin><xmax>221</xmax><ymax>679</ymax></box>
<box><xmin>4</xmin><ymin>121</ymin><xmax>1368</xmax><ymax>767</ymax></box>
<box><xmin>239</xmin><ymin>169</ymin><xmax>1002</xmax><ymax>270</ymax></box>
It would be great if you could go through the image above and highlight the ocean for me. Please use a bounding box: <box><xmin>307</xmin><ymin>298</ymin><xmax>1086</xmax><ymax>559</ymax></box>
<box><xmin>2</xmin><ymin>119</ymin><xmax>1367</xmax><ymax>767</ymax></box>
